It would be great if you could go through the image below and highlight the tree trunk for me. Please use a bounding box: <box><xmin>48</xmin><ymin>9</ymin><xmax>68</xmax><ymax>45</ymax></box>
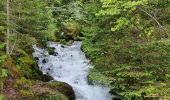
<box><xmin>6</xmin><ymin>0</ymin><xmax>10</xmax><ymax>55</ymax></box>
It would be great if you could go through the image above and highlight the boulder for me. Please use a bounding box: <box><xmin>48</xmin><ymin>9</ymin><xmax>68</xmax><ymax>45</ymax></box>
<box><xmin>42</xmin><ymin>58</ymin><xmax>48</xmax><ymax>64</ymax></box>
<box><xmin>47</xmin><ymin>81</ymin><xmax>76</xmax><ymax>100</ymax></box>
<box><xmin>34</xmin><ymin>57</ymin><xmax>39</xmax><ymax>61</ymax></box>
<box><xmin>47</xmin><ymin>47</ymin><xmax>55</xmax><ymax>55</ymax></box>
<box><xmin>6</xmin><ymin>78</ymin><xmax>75</xmax><ymax>100</ymax></box>
<box><xmin>60</xmin><ymin>20</ymin><xmax>80</xmax><ymax>40</ymax></box>
<box><xmin>41</xmin><ymin>74</ymin><xmax>54</xmax><ymax>82</ymax></box>
<box><xmin>53</xmin><ymin>52</ymin><xmax>58</xmax><ymax>56</ymax></box>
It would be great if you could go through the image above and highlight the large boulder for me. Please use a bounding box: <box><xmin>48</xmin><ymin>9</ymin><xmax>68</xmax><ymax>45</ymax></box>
<box><xmin>3</xmin><ymin>77</ymin><xmax>75</xmax><ymax>100</ymax></box>
<box><xmin>47</xmin><ymin>81</ymin><xmax>76</xmax><ymax>100</ymax></box>
<box><xmin>60</xmin><ymin>20</ymin><xmax>80</xmax><ymax>40</ymax></box>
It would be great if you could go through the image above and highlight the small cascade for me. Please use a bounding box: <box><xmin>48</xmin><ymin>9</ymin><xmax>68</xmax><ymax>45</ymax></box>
<box><xmin>33</xmin><ymin>41</ymin><xmax>112</xmax><ymax>100</ymax></box>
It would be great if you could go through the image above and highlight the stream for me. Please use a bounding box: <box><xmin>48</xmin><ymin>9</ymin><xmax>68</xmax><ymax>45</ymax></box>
<box><xmin>33</xmin><ymin>41</ymin><xmax>112</xmax><ymax>100</ymax></box>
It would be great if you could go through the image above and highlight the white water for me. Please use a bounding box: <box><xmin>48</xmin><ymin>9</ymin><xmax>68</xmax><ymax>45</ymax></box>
<box><xmin>33</xmin><ymin>41</ymin><xmax>112</xmax><ymax>100</ymax></box>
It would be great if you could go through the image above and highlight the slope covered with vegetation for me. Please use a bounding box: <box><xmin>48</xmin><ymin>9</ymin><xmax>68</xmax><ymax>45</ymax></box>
<box><xmin>81</xmin><ymin>0</ymin><xmax>170</xmax><ymax>99</ymax></box>
<box><xmin>0</xmin><ymin>0</ymin><xmax>75</xmax><ymax>99</ymax></box>
<box><xmin>0</xmin><ymin>0</ymin><xmax>170</xmax><ymax>100</ymax></box>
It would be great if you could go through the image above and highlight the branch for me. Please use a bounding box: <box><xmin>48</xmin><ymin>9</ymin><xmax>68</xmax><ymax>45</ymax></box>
<box><xmin>138</xmin><ymin>7</ymin><xmax>164</xmax><ymax>28</ymax></box>
<box><xmin>138</xmin><ymin>7</ymin><xmax>169</xmax><ymax>37</ymax></box>
<box><xmin>9</xmin><ymin>39</ymin><xmax>17</xmax><ymax>55</ymax></box>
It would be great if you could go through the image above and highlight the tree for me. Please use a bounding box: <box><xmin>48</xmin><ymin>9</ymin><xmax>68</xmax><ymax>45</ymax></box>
<box><xmin>6</xmin><ymin>0</ymin><xmax>9</xmax><ymax>54</ymax></box>
<box><xmin>80</xmin><ymin>0</ymin><xmax>170</xmax><ymax>99</ymax></box>
<box><xmin>2</xmin><ymin>0</ymin><xmax>57</xmax><ymax>55</ymax></box>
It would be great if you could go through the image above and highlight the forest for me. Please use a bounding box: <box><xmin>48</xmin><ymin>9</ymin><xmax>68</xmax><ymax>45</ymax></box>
<box><xmin>0</xmin><ymin>0</ymin><xmax>170</xmax><ymax>100</ymax></box>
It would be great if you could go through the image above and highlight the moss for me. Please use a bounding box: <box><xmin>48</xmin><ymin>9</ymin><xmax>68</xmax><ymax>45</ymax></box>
<box><xmin>60</xmin><ymin>20</ymin><xmax>80</xmax><ymax>40</ymax></box>
<box><xmin>31</xmin><ymin>81</ymin><xmax>72</xmax><ymax>100</ymax></box>
<box><xmin>46</xmin><ymin>81</ymin><xmax>75</xmax><ymax>100</ymax></box>
<box><xmin>16</xmin><ymin>35</ymin><xmax>37</xmax><ymax>54</ymax></box>
<box><xmin>20</xmin><ymin>90</ymin><xmax>33</xmax><ymax>97</ymax></box>
<box><xmin>1</xmin><ymin>35</ymin><xmax>74</xmax><ymax>100</ymax></box>
<box><xmin>41</xmin><ymin>74</ymin><xmax>54</xmax><ymax>82</ymax></box>
<box><xmin>13</xmin><ymin>77</ymin><xmax>34</xmax><ymax>98</ymax></box>
<box><xmin>0</xmin><ymin>94</ymin><xmax>4</xmax><ymax>100</ymax></box>
<box><xmin>12</xmin><ymin>79</ymin><xmax>71</xmax><ymax>100</ymax></box>
<box><xmin>47</xmin><ymin>47</ymin><xmax>55</xmax><ymax>55</ymax></box>
<box><xmin>47</xmin><ymin>82</ymin><xmax>62</xmax><ymax>89</ymax></box>
<box><xmin>59</xmin><ymin>39</ymin><xmax>67</xmax><ymax>45</ymax></box>
<box><xmin>43</xmin><ymin>94</ymin><xmax>68</xmax><ymax>100</ymax></box>
<box><xmin>11</xmin><ymin>49</ymin><xmax>42</xmax><ymax>79</ymax></box>
<box><xmin>14</xmin><ymin>77</ymin><xmax>32</xmax><ymax>90</ymax></box>
<box><xmin>4</xmin><ymin>56</ymin><xmax>20</xmax><ymax>78</ymax></box>
<box><xmin>65</xmin><ymin>40</ymin><xmax>74</xmax><ymax>45</ymax></box>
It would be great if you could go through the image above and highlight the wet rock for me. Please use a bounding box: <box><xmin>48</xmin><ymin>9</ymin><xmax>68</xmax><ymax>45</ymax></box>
<box><xmin>61</xmin><ymin>45</ymin><xmax>65</xmax><ymax>48</ymax></box>
<box><xmin>112</xmin><ymin>97</ymin><xmax>121</xmax><ymax>100</ymax></box>
<box><xmin>41</xmin><ymin>74</ymin><xmax>54</xmax><ymax>82</ymax></box>
<box><xmin>66</xmin><ymin>40</ymin><xmax>74</xmax><ymax>46</ymax></box>
<box><xmin>47</xmin><ymin>68</ymin><xmax>51</xmax><ymax>71</ymax></box>
<box><xmin>48</xmin><ymin>81</ymin><xmax>76</xmax><ymax>100</ymax></box>
<box><xmin>53</xmin><ymin>52</ymin><xmax>58</xmax><ymax>56</ymax></box>
<box><xmin>34</xmin><ymin>57</ymin><xmax>39</xmax><ymax>61</ymax></box>
<box><xmin>47</xmin><ymin>47</ymin><xmax>55</xmax><ymax>55</ymax></box>
<box><xmin>42</xmin><ymin>58</ymin><xmax>48</xmax><ymax>64</ymax></box>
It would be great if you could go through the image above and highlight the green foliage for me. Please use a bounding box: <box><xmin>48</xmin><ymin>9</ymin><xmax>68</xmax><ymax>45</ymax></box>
<box><xmin>1</xmin><ymin>69</ymin><xmax>8</xmax><ymax>78</ymax></box>
<box><xmin>97</xmin><ymin>0</ymin><xmax>170</xmax><ymax>39</ymax></box>
<box><xmin>87</xmin><ymin>38</ymin><xmax>170</xmax><ymax>99</ymax></box>
<box><xmin>0</xmin><ymin>42</ymin><xmax>6</xmax><ymax>94</ymax></box>
<box><xmin>14</xmin><ymin>77</ymin><xmax>34</xmax><ymax>98</ymax></box>
<box><xmin>98</xmin><ymin>0</ymin><xmax>148</xmax><ymax>32</ymax></box>
<box><xmin>0</xmin><ymin>0</ymin><xmax>6</xmax><ymax>78</ymax></box>
<box><xmin>79</xmin><ymin>0</ymin><xmax>170</xmax><ymax>99</ymax></box>
<box><xmin>11</xmin><ymin>49</ymin><xmax>41</xmax><ymax>79</ymax></box>
<box><xmin>49</xmin><ymin>0</ymin><xmax>83</xmax><ymax>40</ymax></box>
<box><xmin>0</xmin><ymin>95</ymin><xmax>4</xmax><ymax>100</ymax></box>
<box><xmin>60</xmin><ymin>19</ymin><xmax>80</xmax><ymax>40</ymax></box>
<box><xmin>12</xmin><ymin>79</ymin><xmax>70</xmax><ymax>100</ymax></box>
<box><xmin>20</xmin><ymin>90</ymin><xmax>33</xmax><ymax>97</ymax></box>
<box><xmin>43</xmin><ymin>95</ymin><xmax>68</xmax><ymax>100</ymax></box>
<box><xmin>14</xmin><ymin>77</ymin><xmax>32</xmax><ymax>90</ymax></box>
<box><xmin>88</xmin><ymin>71</ymin><xmax>113</xmax><ymax>86</ymax></box>
<box><xmin>0</xmin><ymin>0</ymin><xmax>170</xmax><ymax>99</ymax></box>
<box><xmin>2</xmin><ymin>0</ymin><xmax>57</xmax><ymax>48</ymax></box>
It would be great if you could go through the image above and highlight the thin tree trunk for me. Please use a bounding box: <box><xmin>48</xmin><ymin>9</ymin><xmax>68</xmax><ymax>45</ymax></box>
<box><xmin>6</xmin><ymin>0</ymin><xmax>10</xmax><ymax>55</ymax></box>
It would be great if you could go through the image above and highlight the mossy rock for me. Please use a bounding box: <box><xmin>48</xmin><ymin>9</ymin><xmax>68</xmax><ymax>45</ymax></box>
<box><xmin>31</xmin><ymin>81</ymin><xmax>75</xmax><ymax>100</ymax></box>
<box><xmin>47</xmin><ymin>81</ymin><xmax>75</xmax><ymax>100</ymax></box>
<box><xmin>41</xmin><ymin>74</ymin><xmax>54</xmax><ymax>82</ymax></box>
<box><xmin>60</xmin><ymin>20</ymin><xmax>80</xmax><ymax>40</ymax></box>
<box><xmin>14</xmin><ymin>77</ymin><xmax>32</xmax><ymax>90</ymax></box>
<box><xmin>47</xmin><ymin>47</ymin><xmax>56</xmax><ymax>55</ymax></box>
<box><xmin>10</xmin><ymin>78</ymin><xmax>75</xmax><ymax>100</ymax></box>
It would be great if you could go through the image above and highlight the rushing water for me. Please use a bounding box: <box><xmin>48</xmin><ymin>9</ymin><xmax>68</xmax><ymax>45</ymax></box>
<box><xmin>33</xmin><ymin>41</ymin><xmax>112</xmax><ymax>100</ymax></box>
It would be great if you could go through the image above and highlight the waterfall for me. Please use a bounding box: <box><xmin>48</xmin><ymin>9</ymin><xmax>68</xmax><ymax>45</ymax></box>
<box><xmin>33</xmin><ymin>41</ymin><xmax>112</xmax><ymax>100</ymax></box>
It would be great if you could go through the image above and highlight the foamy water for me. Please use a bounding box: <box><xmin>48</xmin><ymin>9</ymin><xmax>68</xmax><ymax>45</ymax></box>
<box><xmin>33</xmin><ymin>41</ymin><xmax>112</xmax><ymax>100</ymax></box>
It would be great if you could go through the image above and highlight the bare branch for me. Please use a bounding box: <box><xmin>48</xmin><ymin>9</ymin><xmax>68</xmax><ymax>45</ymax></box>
<box><xmin>138</xmin><ymin>7</ymin><xmax>163</xmax><ymax>28</ymax></box>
